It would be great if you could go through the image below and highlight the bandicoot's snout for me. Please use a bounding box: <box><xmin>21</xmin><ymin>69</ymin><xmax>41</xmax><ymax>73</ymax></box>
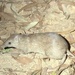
<box><xmin>0</xmin><ymin>44</ymin><xmax>16</xmax><ymax>50</ymax></box>
<box><xmin>4</xmin><ymin>47</ymin><xmax>16</xmax><ymax>49</ymax></box>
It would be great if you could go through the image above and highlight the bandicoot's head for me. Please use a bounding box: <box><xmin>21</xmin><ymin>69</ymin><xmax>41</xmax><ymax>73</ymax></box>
<box><xmin>1</xmin><ymin>34</ymin><xmax>20</xmax><ymax>49</ymax></box>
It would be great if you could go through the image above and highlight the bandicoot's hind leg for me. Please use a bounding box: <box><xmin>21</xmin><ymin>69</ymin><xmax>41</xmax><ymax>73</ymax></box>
<box><xmin>58</xmin><ymin>54</ymin><xmax>67</xmax><ymax>70</ymax></box>
<box><xmin>56</xmin><ymin>50</ymin><xmax>75</xmax><ymax>75</ymax></box>
<box><xmin>67</xmin><ymin>50</ymin><xmax>75</xmax><ymax>57</ymax></box>
<box><xmin>47</xmin><ymin>54</ymin><xmax>67</xmax><ymax>74</ymax></box>
<box><xmin>55</xmin><ymin>54</ymin><xmax>67</xmax><ymax>75</ymax></box>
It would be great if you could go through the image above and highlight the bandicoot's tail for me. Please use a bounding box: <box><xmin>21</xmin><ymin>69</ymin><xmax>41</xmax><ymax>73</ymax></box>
<box><xmin>67</xmin><ymin>50</ymin><xmax>75</xmax><ymax>57</ymax></box>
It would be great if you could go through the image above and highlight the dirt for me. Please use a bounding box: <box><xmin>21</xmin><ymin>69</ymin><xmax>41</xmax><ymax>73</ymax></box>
<box><xmin>0</xmin><ymin>0</ymin><xmax>75</xmax><ymax>75</ymax></box>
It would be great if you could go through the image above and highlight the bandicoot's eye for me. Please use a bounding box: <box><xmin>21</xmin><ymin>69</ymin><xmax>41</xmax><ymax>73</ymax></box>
<box><xmin>8</xmin><ymin>42</ymin><xmax>11</xmax><ymax>44</ymax></box>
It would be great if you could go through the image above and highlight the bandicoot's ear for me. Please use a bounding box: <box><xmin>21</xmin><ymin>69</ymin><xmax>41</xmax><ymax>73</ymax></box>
<box><xmin>10</xmin><ymin>34</ymin><xmax>19</xmax><ymax>39</ymax></box>
<box><xmin>13</xmin><ymin>34</ymin><xmax>20</xmax><ymax>43</ymax></box>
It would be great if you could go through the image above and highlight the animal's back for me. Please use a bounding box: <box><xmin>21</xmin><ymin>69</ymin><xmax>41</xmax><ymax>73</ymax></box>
<box><xmin>18</xmin><ymin>32</ymin><xmax>53</xmax><ymax>54</ymax></box>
